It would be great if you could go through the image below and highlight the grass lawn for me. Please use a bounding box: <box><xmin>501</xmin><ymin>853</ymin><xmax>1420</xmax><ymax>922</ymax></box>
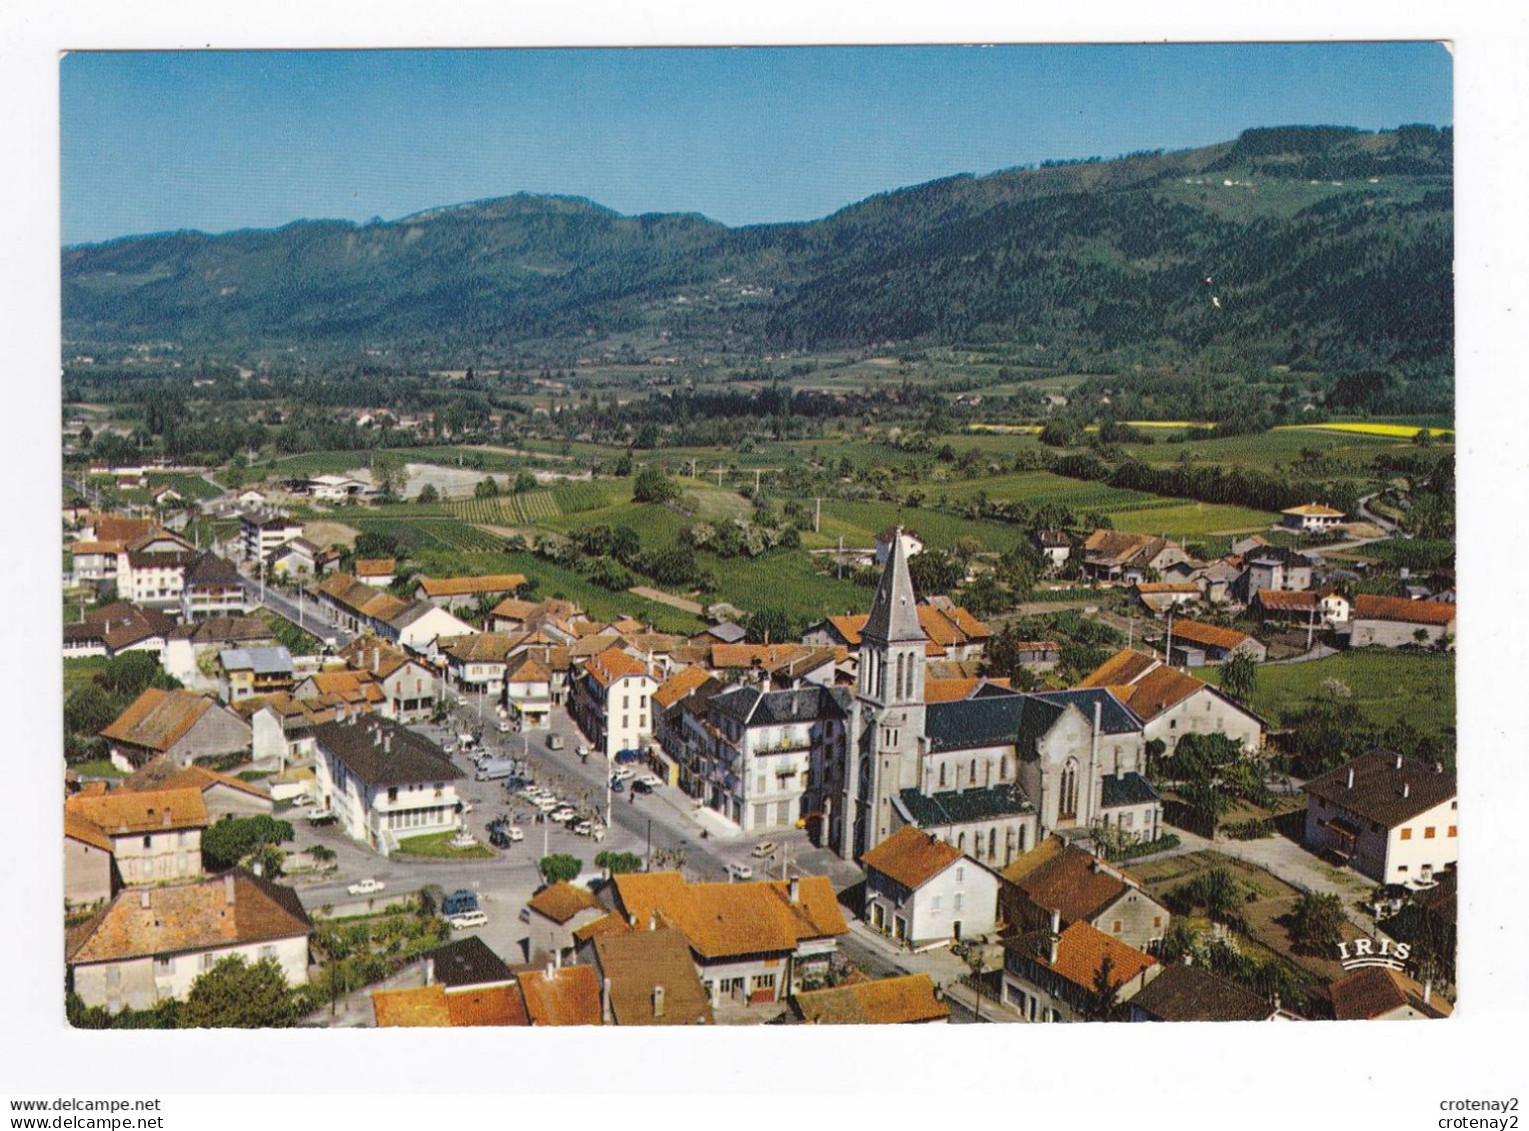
<box><xmin>1203</xmin><ymin>650</ymin><xmax>1455</xmax><ymax>734</ymax></box>
<box><xmin>71</xmin><ymin>759</ymin><xmax>127</xmax><ymax>779</ymax></box>
<box><xmin>394</xmin><ymin>831</ymin><xmax>495</xmax><ymax>859</ymax></box>
<box><xmin>145</xmin><ymin>472</ymin><xmax>222</xmax><ymax>501</ymax></box>
<box><xmin>63</xmin><ymin>655</ymin><xmax>109</xmax><ymax>697</ymax></box>
<box><xmin>1104</xmin><ymin>501</ymin><xmax>1279</xmax><ymax>538</ymax></box>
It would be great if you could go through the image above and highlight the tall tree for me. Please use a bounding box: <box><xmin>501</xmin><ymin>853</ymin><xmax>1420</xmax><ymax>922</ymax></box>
<box><xmin>178</xmin><ymin>955</ymin><xmax>299</xmax><ymax>1028</ymax></box>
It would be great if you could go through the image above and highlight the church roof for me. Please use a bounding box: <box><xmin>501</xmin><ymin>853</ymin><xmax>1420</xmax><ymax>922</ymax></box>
<box><xmin>861</xmin><ymin>527</ymin><xmax>926</xmax><ymax>647</ymax></box>
<box><xmin>896</xmin><ymin>786</ymin><xmax>1034</xmax><ymax>827</ymax></box>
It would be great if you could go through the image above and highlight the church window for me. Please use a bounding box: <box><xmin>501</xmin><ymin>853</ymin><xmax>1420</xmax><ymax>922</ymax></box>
<box><xmin>988</xmin><ymin>828</ymin><xmax>996</xmax><ymax>857</ymax></box>
<box><xmin>969</xmin><ymin>759</ymin><xmax>977</xmax><ymax>785</ymax></box>
<box><xmin>938</xmin><ymin>763</ymin><xmax>946</xmax><ymax>788</ymax></box>
<box><xmin>999</xmin><ymin>758</ymin><xmax>1008</xmax><ymax>781</ymax></box>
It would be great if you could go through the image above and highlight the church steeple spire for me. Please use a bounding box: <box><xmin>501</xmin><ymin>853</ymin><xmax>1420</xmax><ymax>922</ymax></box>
<box><xmin>863</xmin><ymin>527</ymin><xmax>926</xmax><ymax>646</ymax></box>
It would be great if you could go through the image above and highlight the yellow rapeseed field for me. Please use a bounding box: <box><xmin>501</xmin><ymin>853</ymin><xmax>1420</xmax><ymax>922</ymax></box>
<box><xmin>1289</xmin><ymin>422</ymin><xmax>1455</xmax><ymax>439</ymax></box>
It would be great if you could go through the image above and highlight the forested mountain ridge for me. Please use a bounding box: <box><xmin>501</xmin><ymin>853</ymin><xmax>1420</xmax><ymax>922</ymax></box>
<box><xmin>63</xmin><ymin>124</ymin><xmax>1451</xmax><ymax>377</ymax></box>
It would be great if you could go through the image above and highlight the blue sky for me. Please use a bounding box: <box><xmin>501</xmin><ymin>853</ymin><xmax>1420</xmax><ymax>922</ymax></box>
<box><xmin>60</xmin><ymin>43</ymin><xmax>1451</xmax><ymax>246</ymax></box>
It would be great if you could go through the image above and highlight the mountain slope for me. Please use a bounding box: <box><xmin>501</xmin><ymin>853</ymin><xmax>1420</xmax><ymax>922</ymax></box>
<box><xmin>62</xmin><ymin>124</ymin><xmax>1452</xmax><ymax>371</ymax></box>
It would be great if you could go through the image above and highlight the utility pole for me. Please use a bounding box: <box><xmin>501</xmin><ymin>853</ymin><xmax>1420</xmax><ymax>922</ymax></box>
<box><xmin>814</xmin><ymin>497</ymin><xmax>821</xmax><ymax>533</ymax></box>
<box><xmin>715</xmin><ymin>467</ymin><xmax>724</xmax><ymax>488</ymax></box>
<box><xmin>754</xmin><ymin>468</ymin><xmax>761</xmax><ymax>494</ymax></box>
<box><xmin>1127</xmin><ymin>616</ymin><xmax>1133</xmax><ymax>649</ymax></box>
<box><xmin>836</xmin><ymin>535</ymin><xmax>844</xmax><ymax>579</ymax></box>
<box><xmin>689</xmin><ymin>458</ymin><xmax>698</xmax><ymax>480</ymax></box>
<box><xmin>645</xmin><ymin>817</ymin><xmax>652</xmax><ymax>872</ymax></box>
<box><xmin>1164</xmin><ymin>609</ymin><xmax>1174</xmax><ymax>667</ymax></box>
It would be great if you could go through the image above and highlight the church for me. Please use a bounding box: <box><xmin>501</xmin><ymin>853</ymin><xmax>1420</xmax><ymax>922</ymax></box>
<box><xmin>807</xmin><ymin>531</ymin><xmax>1163</xmax><ymax>871</ymax></box>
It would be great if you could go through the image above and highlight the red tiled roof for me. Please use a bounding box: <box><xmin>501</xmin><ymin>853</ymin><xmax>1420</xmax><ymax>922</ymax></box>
<box><xmin>1166</xmin><ymin>620</ymin><xmax>1253</xmax><ymax>651</ymax></box>
<box><xmin>859</xmin><ymin>827</ymin><xmax>964</xmax><ymax>890</ymax></box>
<box><xmin>417</xmin><ymin>574</ymin><xmax>528</xmax><ymax>598</ymax></box>
<box><xmin>1353</xmin><ymin>595</ymin><xmax>1456</xmax><ymax>626</ymax></box>
<box><xmin>518</xmin><ymin>964</ymin><xmax>603</xmax><ymax>1026</ymax></box>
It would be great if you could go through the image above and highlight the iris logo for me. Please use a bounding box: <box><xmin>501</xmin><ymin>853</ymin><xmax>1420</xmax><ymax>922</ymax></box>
<box><xmin>1336</xmin><ymin>937</ymin><xmax>1410</xmax><ymax>972</ymax></box>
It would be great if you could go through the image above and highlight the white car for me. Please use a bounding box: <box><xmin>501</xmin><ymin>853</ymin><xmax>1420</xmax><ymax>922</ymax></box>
<box><xmin>535</xmin><ymin>797</ymin><xmax>560</xmax><ymax>813</ymax></box>
<box><xmin>289</xmin><ymin>795</ymin><xmax>312</xmax><ymax>808</ymax></box>
<box><xmin>751</xmin><ymin>842</ymin><xmax>778</xmax><ymax>859</ymax></box>
<box><xmin>347</xmin><ymin>878</ymin><xmax>385</xmax><ymax>896</ymax></box>
<box><xmin>447</xmin><ymin>910</ymin><xmax>488</xmax><ymax>930</ymax></box>
<box><xmin>724</xmin><ymin>863</ymin><xmax>753</xmax><ymax>881</ymax></box>
<box><xmin>613</xmin><ymin>767</ymin><xmax>636</xmax><ymax>781</ymax></box>
<box><xmin>636</xmin><ymin>772</ymin><xmax>663</xmax><ymax>789</ymax></box>
<box><xmin>551</xmin><ymin>807</ymin><xmax>577</xmax><ymax>823</ymax></box>
<box><xmin>508</xmin><ymin>826</ymin><xmax>525</xmax><ymax>843</ymax></box>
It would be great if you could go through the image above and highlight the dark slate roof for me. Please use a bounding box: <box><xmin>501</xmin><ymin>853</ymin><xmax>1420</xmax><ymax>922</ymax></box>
<box><xmin>709</xmin><ymin>685</ymin><xmax>851</xmax><ymax>728</ymax></box>
<box><xmin>168</xmin><ymin>615</ymin><xmax>274</xmax><ymax>644</ymax></box>
<box><xmin>897</xmin><ymin>786</ymin><xmax>1034</xmax><ymax>826</ymax></box>
<box><xmin>1304</xmin><ymin>748</ymin><xmax>1455</xmax><ymax>829</ymax></box>
<box><xmin>1245</xmin><ymin>546</ymin><xmax>1317</xmax><ymax>568</ymax></box>
<box><xmin>1129</xmin><ymin>961</ymin><xmax>1273</xmax><ymax>1022</ymax></box>
<box><xmin>1030</xmin><ymin>689</ymin><xmax>1142</xmax><ymax>735</ymax></box>
<box><xmin>925</xmin><ymin>695</ymin><xmax>1028</xmax><ymax>754</ymax></box>
<box><xmin>423</xmin><ymin>936</ymin><xmax>514</xmax><ymax>988</ymax></box>
<box><xmin>312</xmin><ymin>717</ymin><xmax>463</xmax><ymax>788</ymax></box>
<box><xmin>185</xmin><ymin>552</ymin><xmax>243</xmax><ymax>585</ymax></box>
<box><xmin>862</xmin><ymin>528</ymin><xmax>926</xmax><ymax>646</ymax></box>
<box><xmin>1101</xmin><ymin>772</ymin><xmax>1160</xmax><ymax>808</ymax></box>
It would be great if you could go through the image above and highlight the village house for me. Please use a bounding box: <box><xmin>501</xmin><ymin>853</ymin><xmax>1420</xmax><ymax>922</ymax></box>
<box><xmin>1281</xmin><ymin>502</ymin><xmax>1346</xmax><ymax>533</ymax></box>
<box><xmin>266</xmin><ymin>537</ymin><xmax>323</xmax><ymax>580</ymax></box>
<box><xmin>161</xmin><ymin>615</ymin><xmax>276</xmax><ymax>685</ymax></box>
<box><xmin>370</xmin><ymin>601</ymin><xmax>471</xmax><ymax>653</ymax></box>
<box><xmin>307</xmin><ymin>473</ymin><xmax>373</xmax><ymax>503</ymax></box>
<box><xmin>999</xmin><ymin>837</ymin><xmax>1172</xmax><ymax>954</ymax></box>
<box><xmin>517</xmin><ymin>962</ymin><xmax>603</xmax><ymax>1026</ymax></box>
<box><xmin>370</xmin><ymin>939</ymin><xmax>528</xmax><ymax>1028</ymax></box>
<box><xmin>802</xmin><ymin>601</ymin><xmax>992</xmax><ymax>661</ymax></box>
<box><xmin>524</xmin><ymin>881</ymin><xmax>610</xmax><ymax>965</ymax></box>
<box><xmin>610</xmin><ymin>872</ymin><xmax>849</xmax><ymax>1007</ymax></box>
<box><xmin>1000</xmin><ymin>915</ymin><xmax>1161</xmax><ymax>1022</ymax></box>
<box><xmin>1325</xmin><ymin>966</ymin><xmax>1451</xmax><ymax>1020</ymax></box>
<box><xmin>1251</xmin><ymin>587</ymin><xmax>1351</xmax><ymax>628</ymax></box>
<box><xmin>1349</xmin><ymin>595</ymin><xmax>1456</xmax><ymax>649</ymax></box>
<box><xmin>413</xmin><ymin>574</ymin><xmax>529</xmax><ymax>612</ymax></box>
<box><xmin>790</xmin><ymin>973</ymin><xmax>950</xmax><ymax>1025</ymax></box>
<box><xmin>440</xmin><ymin>632</ymin><xmax>519</xmax><ymax>695</ymax></box>
<box><xmin>873</xmin><ymin>527</ymin><xmax>924</xmax><ymax>566</ymax></box>
<box><xmin>1130</xmin><ymin>581</ymin><xmax>1201</xmax><ymax>615</ymax></box>
<box><xmin>311</xmin><ymin>716</ymin><xmax>464</xmax><ymax>855</ymax></box>
<box><xmin>353</xmin><ymin>558</ymin><xmax>397</xmax><ymax>588</ymax></box>
<box><xmin>569</xmin><ymin>645</ymin><xmax>660</xmax><ymax>759</ymax></box>
<box><xmin>121</xmin><ymin>757</ymin><xmax>273</xmax><ymax>820</ymax></box>
<box><xmin>1235</xmin><ymin>545</ymin><xmax>1314</xmax><ymax>601</ymax></box>
<box><xmin>116</xmin><ymin>531</ymin><xmax>200</xmax><ymax>609</ymax></box>
<box><xmin>291</xmin><ymin>669</ymin><xmax>387</xmax><ymax>717</ymax></box>
<box><xmin>859</xmin><ymin>826</ymin><xmax>1001</xmax><ymax>947</ymax></box>
<box><xmin>1162</xmin><ymin>619</ymin><xmax>1268</xmax><ymax>666</ymax></box>
<box><xmin>503</xmin><ymin>650</ymin><xmax>555</xmax><ymax>727</ymax></box>
<box><xmin>217</xmin><ymin>646</ymin><xmax>296</xmax><ymax>703</ymax></box>
<box><xmin>1032</xmin><ymin>529</ymin><xmax>1072</xmax><ymax>572</ymax></box>
<box><xmin>689</xmin><ymin>620</ymin><xmax>749</xmax><ymax>648</ymax></box>
<box><xmin>697</xmin><ymin>684</ymin><xmax>852</xmax><ymax>834</ymax></box>
<box><xmin>336</xmin><ymin>636</ymin><xmax>439</xmax><ymax>723</ymax></box>
<box><xmin>64</xmin><ymin>809</ymin><xmax>116</xmax><ymax>910</ymax></box>
<box><xmin>180</xmin><ymin>552</ymin><xmax>248</xmax><ymax>621</ymax></box>
<box><xmin>101</xmin><ymin>688</ymin><xmax>253</xmax><ymax>772</ymax></box>
<box><xmin>1128</xmin><ymin>959</ymin><xmax>1280</xmax><ymax>1022</ymax></box>
<box><xmin>1304</xmin><ymin>749</ymin><xmax>1457</xmax><ymax>887</ymax></box>
<box><xmin>1078</xmin><ymin>649</ymin><xmax>1265</xmax><ymax>758</ymax></box>
<box><xmin>62</xmin><ymin>601</ymin><xmax>175</xmax><ymax>660</ymax></box>
<box><xmin>1080</xmin><ymin>530</ymin><xmax>1190</xmax><ymax>584</ymax></box>
<box><xmin>66</xmin><ymin>870</ymin><xmax>312</xmax><ymax>1012</ymax></box>
<box><xmin>585</xmin><ymin>928</ymin><xmax>714</xmax><ymax>1026</ymax></box>
<box><xmin>65</xmin><ymin>785</ymin><xmax>209</xmax><ymax>886</ymax></box>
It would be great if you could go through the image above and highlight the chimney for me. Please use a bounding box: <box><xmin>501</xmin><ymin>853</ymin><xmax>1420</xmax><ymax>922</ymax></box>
<box><xmin>1423</xmin><ymin>980</ymin><xmax>1432</xmax><ymax>1005</ymax></box>
<box><xmin>383</xmin><ymin>733</ymin><xmax>392</xmax><ymax>754</ymax></box>
<box><xmin>224</xmin><ymin>874</ymin><xmax>236</xmax><ymax>905</ymax></box>
<box><xmin>545</xmin><ymin>961</ymin><xmax>555</xmax><ymax>980</ymax></box>
<box><xmin>1395</xmin><ymin>752</ymin><xmax>1404</xmax><ymax>771</ymax></box>
<box><xmin>648</xmin><ymin>911</ymin><xmax>658</xmax><ymax>932</ymax></box>
<box><xmin>789</xmin><ymin>876</ymin><xmax>801</xmax><ymax>905</ymax></box>
<box><xmin>424</xmin><ymin>958</ymin><xmax>435</xmax><ymax>986</ymax></box>
<box><xmin>1402</xmin><ymin>782</ymin><xmax>1410</xmax><ymax>800</ymax></box>
<box><xmin>1346</xmin><ymin>767</ymin><xmax>1355</xmax><ymax>790</ymax></box>
<box><xmin>602</xmin><ymin>977</ymin><xmax>612</xmax><ymax>1025</ymax></box>
<box><xmin>1181</xmin><ymin>953</ymin><xmax>1193</xmax><ymax>967</ymax></box>
<box><xmin>554</xmin><ymin>949</ymin><xmax>562</xmax><ymax>970</ymax></box>
<box><xmin>163</xmin><ymin>808</ymin><xmax>172</xmax><ymax>827</ymax></box>
<box><xmin>652</xmin><ymin>984</ymin><xmax>666</xmax><ymax>1020</ymax></box>
<box><xmin>628</xmin><ymin>912</ymin><xmax>638</xmax><ymax>928</ymax></box>
<box><xmin>373</xmin><ymin>649</ymin><xmax>380</xmax><ymax>674</ymax></box>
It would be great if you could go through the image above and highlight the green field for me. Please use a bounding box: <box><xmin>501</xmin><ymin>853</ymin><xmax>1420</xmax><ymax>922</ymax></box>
<box><xmin>64</xmin><ymin>656</ymin><xmax>110</xmax><ymax>697</ymax></box>
<box><xmin>1203</xmin><ymin>650</ymin><xmax>1455</xmax><ymax>735</ymax></box>
<box><xmin>1105</xmin><ymin>501</ymin><xmax>1278</xmax><ymax>537</ymax></box>
<box><xmin>145</xmin><ymin>472</ymin><xmax>223</xmax><ymax>501</ymax></box>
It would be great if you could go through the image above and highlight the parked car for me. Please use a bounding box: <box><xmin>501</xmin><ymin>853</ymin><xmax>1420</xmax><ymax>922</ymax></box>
<box><xmin>507</xmin><ymin>826</ymin><xmax>524</xmax><ymax>842</ymax></box>
<box><xmin>348</xmin><ymin>878</ymin><xmax>385</xmax><ymax>896</ymax></box>
<box><xmin>615</xmin><ymin>748</ymin><xmax>642</xmax><ymax>764</ymax></box>
<box><xmin>497</xmin><ymin>721</ymin><xmax>511</xmax><ymax>733</ymax></box>
<box><xmin>630</xmin><ymin>780</ymin><xmax>654</xmax><ymax>795</ymax></box>
<box><xmin>489</xmin><ymin>829</ymin><xmax>511</xmax><ymax>848</ymax></box>
<box><xmin>575</xmin><ymin>744</ymin><xmax>589</xmax><ymax>758</ymax></box>
<box><xmin>610</xmin><ymin>778</ymin><xmax>625</xmax><ymax>792</ymax></box>
<box><xmin>613</xmin><ymin>767</ymin><xmax>636</xmax><ymax>781</ymax></box>
<box><xmin>751</xmin><ymin>842</ymin><xmax>778</xmax><ymax>859</ymax></box>
<box><xmin>551</xmin><ymin>807</ymin><xmax>577</xmax><ymax>823</ymax></box>
<box><xmin>441</xmin><ymin>890</ymin><xmax>480</xmax><ymax>917</ymax></box>
<box><xmin>725</xmin><ymin>863</ymin><xmax>753</xmax><ymax>881</ymax></box>
<box><xmin>573</xmin><ymin>820</ymin><xmax>594</xmax><ymax>837</ymax></box>
<box><xmin>448</xmin><ymin>910</ymin><xmax>488</xmax><ymax>930</ymax></box>
<box><xmin>636</xmin><ymin>773</ymin><xmax>663</xmax><ymax>789</ymax></box>
<box><xmin>547</xmin><ymin>734</ymin><xmax>565</xmax><ymax>751</ymax></box>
